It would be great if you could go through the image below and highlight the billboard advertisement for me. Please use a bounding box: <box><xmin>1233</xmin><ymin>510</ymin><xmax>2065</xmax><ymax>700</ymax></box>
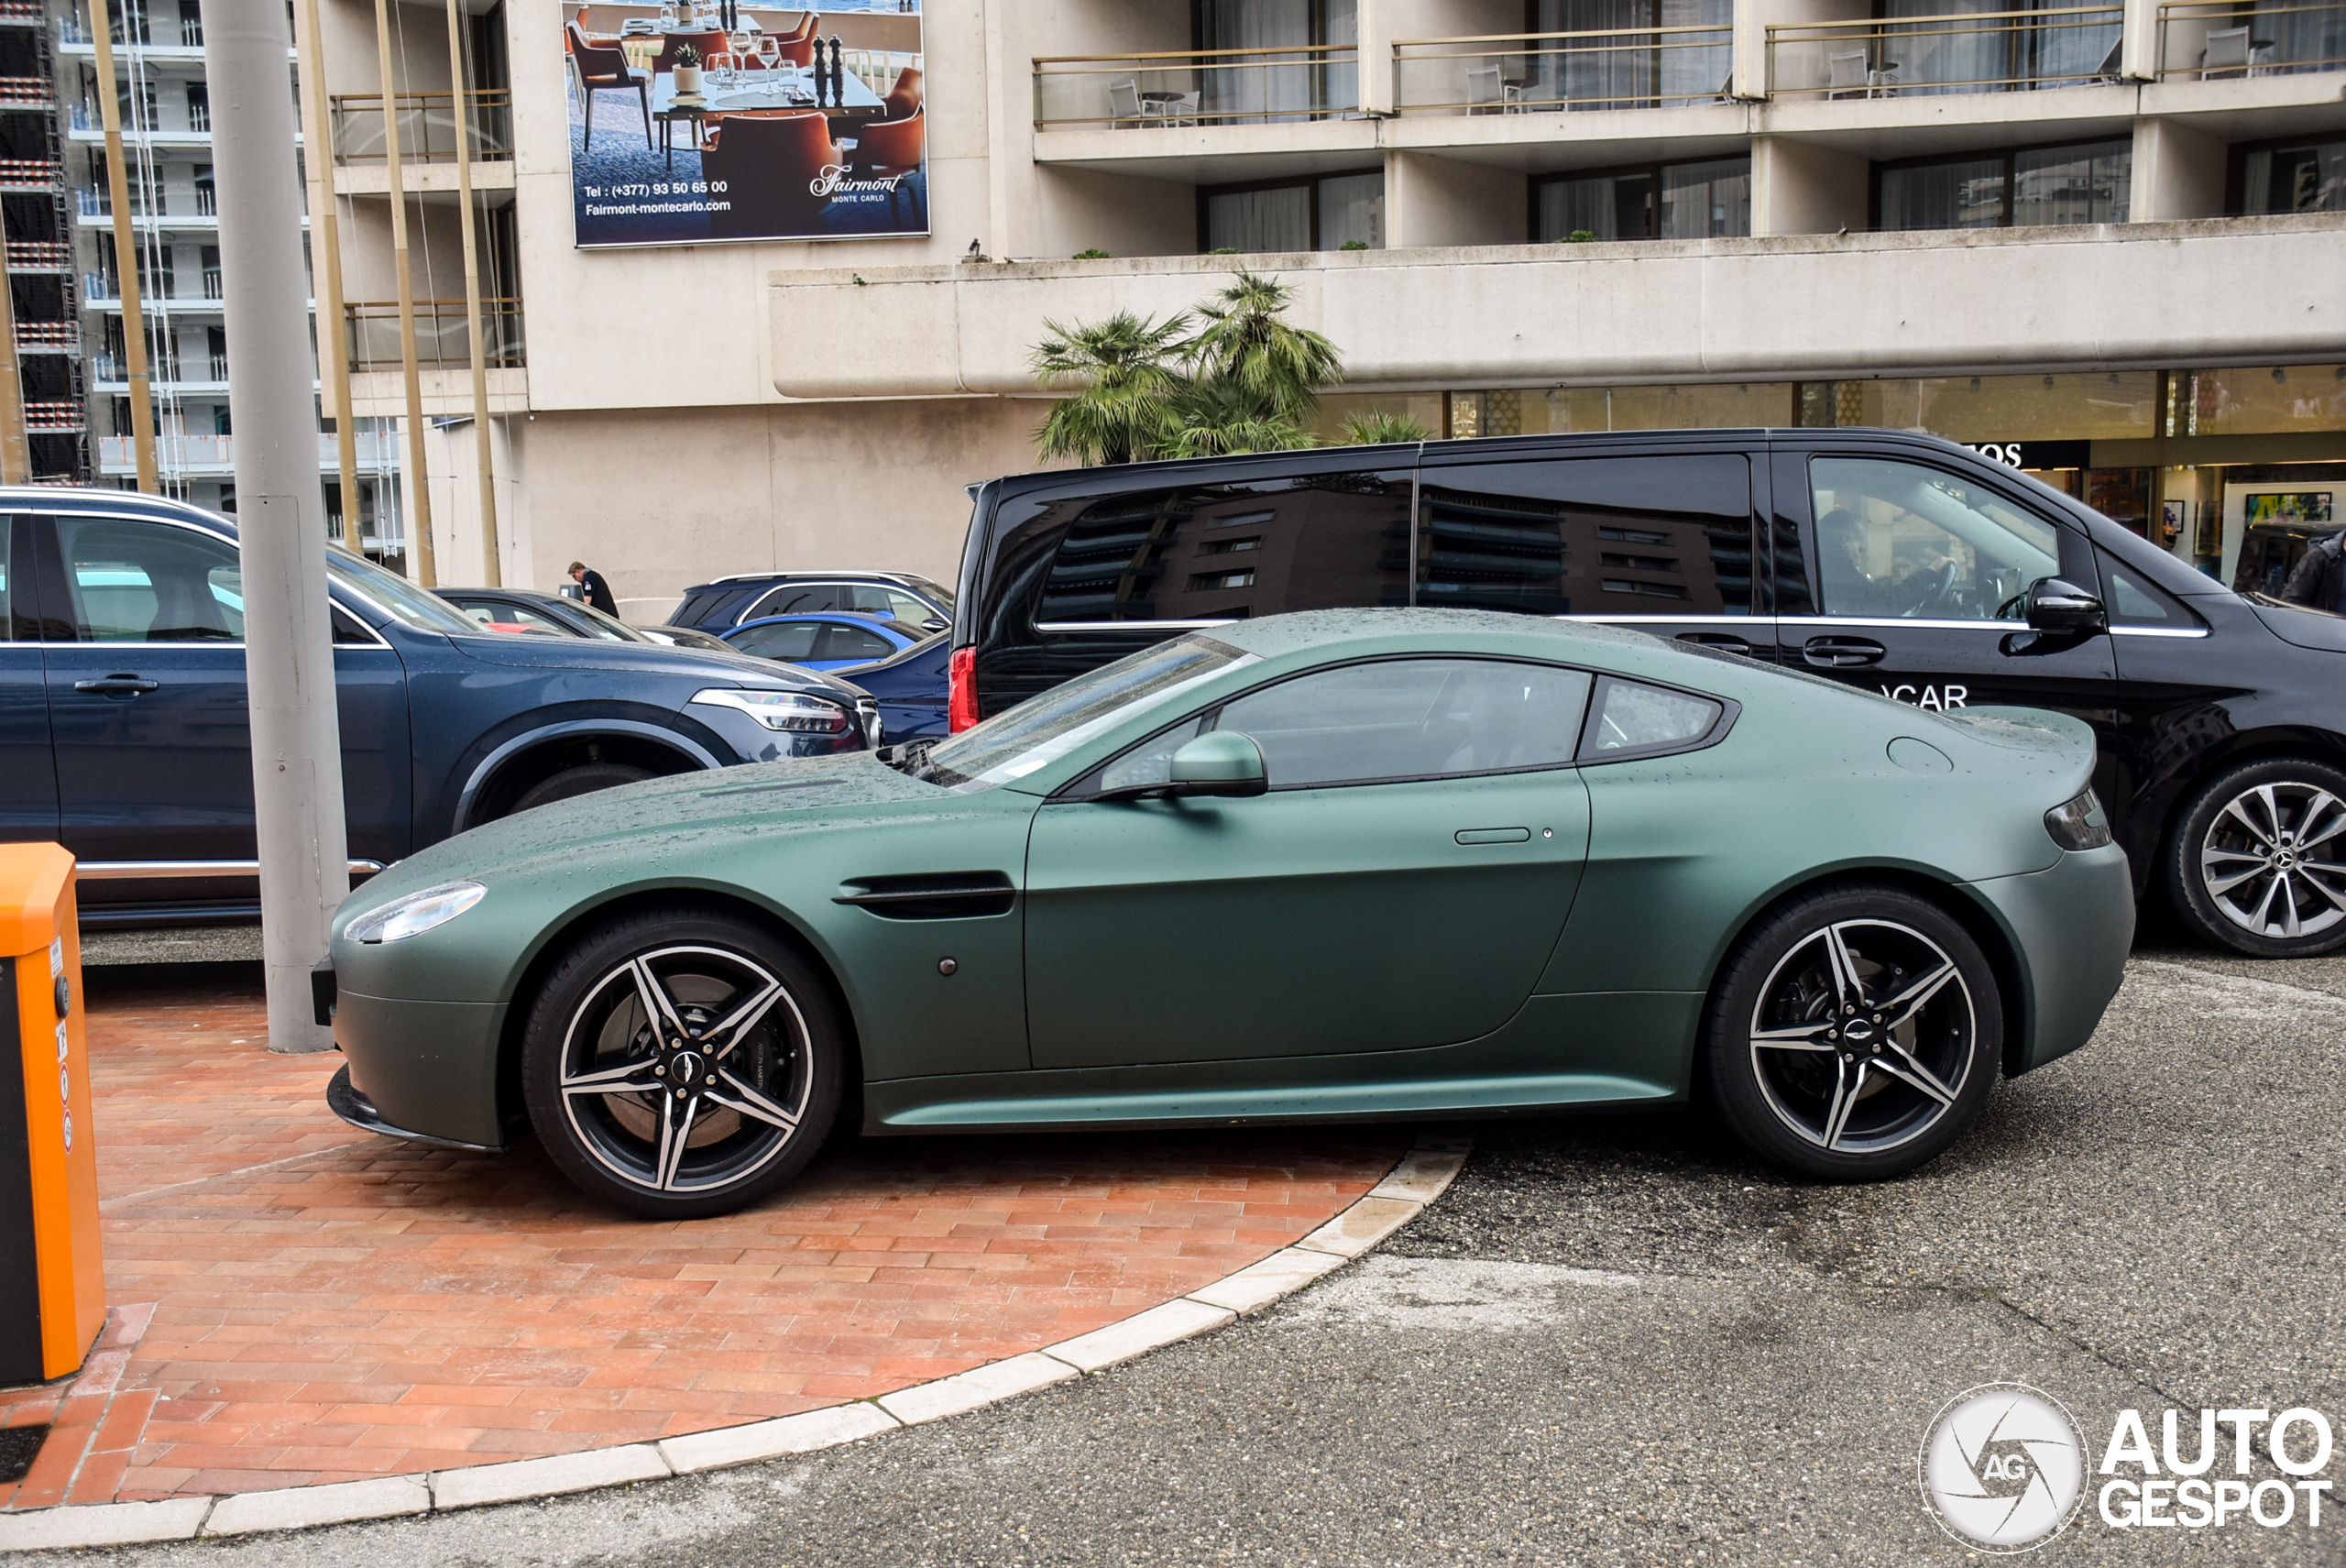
<box><xmin>563</xmin><ymin>3</ymin><xmax>926</xmax><ymax>248</ymax></box>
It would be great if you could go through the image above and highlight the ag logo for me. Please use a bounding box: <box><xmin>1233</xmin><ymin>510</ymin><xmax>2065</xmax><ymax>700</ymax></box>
<box><xmin>1919</xmin><ymin>1383</ymin><xmax>2086</xmax><ymax>1552</ymax></box>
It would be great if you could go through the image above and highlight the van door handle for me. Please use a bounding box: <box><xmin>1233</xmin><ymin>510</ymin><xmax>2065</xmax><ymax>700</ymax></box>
<box><xmin>1802</xmin><ymin>636</ymin><xmax>1886</xmax><ymax>669</ymax></box>
<box><xmin>73</xmin><ymin>674</ymin><xmax>159</xmax><ymax>696</ymax></box>
<box><xmin>1675</xmin><ymin>631</ymin><xmax>1751</xmax><ymax>656</ymax></box>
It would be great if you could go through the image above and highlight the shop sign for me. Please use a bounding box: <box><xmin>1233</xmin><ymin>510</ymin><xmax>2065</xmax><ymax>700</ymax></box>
<box><xmin>567</xmin><ymin>3</ymin><xmax>927</xmax><ymax>248</ymax></box>
<box><xmin>1961</xmin><ymin>440</ymin><xmax>2093</xmax><ymax>471</ymax></box>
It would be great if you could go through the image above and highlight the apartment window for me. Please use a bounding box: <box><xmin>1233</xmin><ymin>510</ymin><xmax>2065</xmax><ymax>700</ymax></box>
<box><xmin>1532</xmin><ymin>156</ymin><xmax>1750</xmax><ymax>241</ymax></box>
<box><xmin>1875</xmin><ymin>138</ymin><xmax>2129</xmax><ymax>230</ymax></box>
<box><xmin>2233</xmin><ymin>134</ymin><xmax>2346</xmax><ymax>214</ymax></box>
<box><xmin>1528</xmin><ymin>0</ymin><xmax>1734</xmax><ymax>108</ymax></box>
<box><xmin>185</xmin><ymin>82</ymin><xmax>208</xmax><ymax>132</ymax></box>
<box><xmin>1200</xmin><ymin>169</ymin><xmax>1382</xmax><ymax>252</ymax></box>
<box><xmin>1193</xmin><ymin>0</ymin><xmax>1359</xmax><ymax>122</ymax></box>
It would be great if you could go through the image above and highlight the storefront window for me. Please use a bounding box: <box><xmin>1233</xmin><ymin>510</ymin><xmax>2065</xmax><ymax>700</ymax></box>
<box><xmin>1877</xmin><ymin>138</ymin><xmax>2130</xmax><ymax>230</ymax></box>
<box><xmin>2234</xmin><ymin>135</ymin><xmax>2346</xmax><ymax>214</ymax></box>
<box><xmin>1532</xmin><ymin>155</ymin><xmax>1751</xmax><ymax>241</ymax></box>
<box><xmin>2180</xmin><ymin>365</ymin><xmax>2346</xmax><ymax>435</ymax></box>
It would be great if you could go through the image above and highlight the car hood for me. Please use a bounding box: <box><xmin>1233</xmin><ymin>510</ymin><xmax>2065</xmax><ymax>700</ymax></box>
<box><xmin>343</xmin><ymin>752</ymin><xmax>947</xmax><ymax>914</ymax></box>
<box><xmin>447</xmin><ymin>628</ymin><xmax>868</xmax><ymax>697</ymax></box>
<box><xmin>2248</xmin><ymin>597</ymin><xmax>2346</xmax><ymax>654</ymax></box>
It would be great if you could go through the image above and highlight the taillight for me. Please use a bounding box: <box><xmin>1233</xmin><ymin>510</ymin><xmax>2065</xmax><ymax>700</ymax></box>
<box><xmin>948</xmin><ymin>646</ymin><xmax>980</xmax><ymax>733</ymax></box>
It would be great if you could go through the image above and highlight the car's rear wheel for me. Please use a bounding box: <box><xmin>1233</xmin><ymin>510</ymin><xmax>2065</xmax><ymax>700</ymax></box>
<box><xmin>1705</xmin><ymin>886</ymin><xmax>2000</xmax><ymax>1181</ymax></box>
<box><xmin>521</xmin><ymin>908</ymin><xmax>843</xmax><ymax>1218</ymax></box>
<box><xmin>510</xmin><ymin>762</ymin><xmax>653</xmax><ymax>815</ymax></box>
<box><xmin>2166</xmin><ymin>758</ymin><xmax>2346</xmax><ymax>959</ymax></box>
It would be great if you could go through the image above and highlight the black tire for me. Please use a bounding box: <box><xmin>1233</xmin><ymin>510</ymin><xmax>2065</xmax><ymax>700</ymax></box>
<box><xmin>2165</xmin><ymin>757</ymin><xmax>2346</xmax><ymax>959</ymax></box>
<box><xmin>521</xmin><ymin>906</ymin><xmax>844</xmax><ymax>1219</ymax></box>
<box><xmin>1705</xmin><ymin>884</ymin><xmax>2001</xmax><ymax>1182</ymax></box>
<box><xmin>510</xmin><ymin>762</ymin><xmax>654</xmax><ymax>815</ymax></box>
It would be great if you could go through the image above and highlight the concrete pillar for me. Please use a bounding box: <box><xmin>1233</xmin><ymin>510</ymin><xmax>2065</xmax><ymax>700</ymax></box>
<box><xmin>1752</xmin><ymin>134</ymin><xmax>1869</xmax><ymax>235</ymax></box>
<box><xmin>2131</xmin><ymin>117</ymin><xmax>2228</xmax><ymax>220</ymax></box>
<box><xmin>1387</xmin><ymin>150</ymin><xmax>1526</xmax><ymax>248</ymax></box>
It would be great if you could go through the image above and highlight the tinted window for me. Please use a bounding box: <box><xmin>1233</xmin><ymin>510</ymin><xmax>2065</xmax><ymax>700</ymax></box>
<box><xmin>843</xmin><ymin>585</ymin><xmax>932</xmax><ymax>622</ymax></box>
<box><xmin>325</xmin><ymin>546</ymin><xmax>479</xmax><ymax>635</ymax></box>
<box><xmin>760</xmin><ymin>585</ymin><xmax>850</xmax><ymax>616</ymax></box>
<box><xmin>2099</xmin><ymin>552</ymin><xmax>2195</xmax><ymax>629</ymax></box>
<box><xmin>459</xmin><ymin>600</ymin><xmax>569</xmax><ymax>635</ymax></box>
<box><xmin>1024</xmin><ymin>469</ymin><xmax>1413</xmax><ymax>627</ymax></box>
<box><xmin>729</xmin><ymin>620</ymin><xmax>822</xmax><ymax>661</ymax></box>
<box><xmin>56</xmin><ymin>516</ymin><xmax>242</xmax><ymax>641</ymax></box>
<box><xmin>1809</xmin><ymin>457</ymin><xmax>2060</xmax><ymax>620</ymax></box>
<box><xmin>1417</xmin><ymin>455</ymin><xmax>1753</xmax><ymax>616</ymax></box>
<box><xmin>824</xmin><ymin>623</ymin><xmax>897</xmax><ymax>661</ymax></box>
<box><xmin>1579</xmin><ymin>677</ymin><xmax>1723</xmax><ymax>759</ymax></box>
<box><xmin>1217</xmin><ymin>658</ymin><xmax>1592</xmax><ymax>787</ymax></box>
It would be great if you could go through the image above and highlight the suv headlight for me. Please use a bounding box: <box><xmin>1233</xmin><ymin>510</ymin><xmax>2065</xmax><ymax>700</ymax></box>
<box><xmin>345</xmin><ymin>882</ymin><xmax>486</xmax><ymax>944</ymax></box>
<box><xmin>690</xmin><ymin>687</ymin><xmax>853</xmax><ymax>735</ymax></box>
<box><xmin>2044</xmin><ymin>788</ymin><xmax>2112</xmax><ymax>851</ymax></box>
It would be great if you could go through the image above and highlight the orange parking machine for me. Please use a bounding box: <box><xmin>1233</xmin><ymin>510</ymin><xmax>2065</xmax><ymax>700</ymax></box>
<box><xmin>0</xmin><ymin>844</ymin><xmax>102</xmax><ymax>1384</ymax></box>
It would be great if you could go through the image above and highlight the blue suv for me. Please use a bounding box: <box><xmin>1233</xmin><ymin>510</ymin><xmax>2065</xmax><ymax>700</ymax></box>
<box><xmin>0</xmin><ymin>492</ymin><xmax>877</xmax><ymax>925</ymax></box>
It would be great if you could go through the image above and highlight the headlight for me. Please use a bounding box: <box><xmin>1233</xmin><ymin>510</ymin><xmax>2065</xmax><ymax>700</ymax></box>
<box><xmin>2044</xmin><ymin>788</ymin><xmax>2111</xmax><ymax>851</ymax></box>
<box><xmin>345</xmin><ymin>882</ymin><xmax>487</xmax><ymax>944</ymax></box>
<box><xmin>690</xmin><ymin>687</ymin><xmax>852</xmax><ymax>734</ymax></box>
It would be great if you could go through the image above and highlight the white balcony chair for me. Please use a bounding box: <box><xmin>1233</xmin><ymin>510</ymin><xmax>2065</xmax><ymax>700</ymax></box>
<box><xmin>1465</xmin><ymin>62</ymin><xmax>1524</xmax><ymax>114</ymax></box>
<box><xmin>1142</xmin><ymin>88</ymin><xmax>1200</xmax><ymax>126</ymax></box>
<box><xmin>1825</xmin><ymin>48</ymin><xmax>1871</xmax><ymax>96</ymax></box>
<box><xmin>2198</xmin><ymin>25</ymin><xmax>2274</xmax><ymax>77</ymax></box>
<box><xmin>1107</xmin><ymin>77</ymin><xmax>1143</xmax><ymax>125</ymax></box>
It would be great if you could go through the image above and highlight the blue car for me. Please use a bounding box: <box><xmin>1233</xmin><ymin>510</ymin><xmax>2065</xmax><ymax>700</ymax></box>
<box><xmin>0</xmin><ymin>492</ymin><xmax>879</xmax><ymax>925</ymax></box>
<box><xmin>671</xmin><ymin>572</ymin><xmax>954</xmax><ymax>635</ymax></box>
<box><xmin>830</xmin><ymin>630</ymin><xmax>949</xmax><ymax>742</ymax></box>
<box><xmin>720</xmin><ymin>612</ymin><xmax>927</xmax><ymax>672</ymax></box>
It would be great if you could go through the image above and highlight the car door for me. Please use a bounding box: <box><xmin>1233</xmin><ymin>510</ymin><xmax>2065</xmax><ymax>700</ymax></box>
<box><xmin>1768</xmin><ymin>446</ymin><xmax>2117</xmax><ymax>735</ymax></box>
<box><xmin>817</xmin><ymin>620</ymin><xmax>902</xmax><ymax>668</ymax></box>
<box><xmin>0</xmin><ymin>515</ymin><xmax>57</xmax><ymax>844</ymax></box>
<box><xmin>1024</xmin><ymin>655</ymin><xmax>1595</xmax><ymax>1069</ymax></box>
<box><xmin>1416</xmin><ymin>447</ymin><xmax>1765</xmax><ymax>655</ymax></box>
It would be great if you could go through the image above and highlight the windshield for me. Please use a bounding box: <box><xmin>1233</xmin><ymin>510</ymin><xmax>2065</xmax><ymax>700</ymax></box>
<box><xmin>572</xmin><ymin>601</ymin><xmax>650</xmax><ymax>642</ymax></box>
<box><xmin>325</xmin><ymin>547</ymin><xmax>481</xmax><ymax>636</ymax></box>
<box><xmin>914</xmin><ymin>635</ymin><xmax>1255</xmax><ymax>790</ymax></box>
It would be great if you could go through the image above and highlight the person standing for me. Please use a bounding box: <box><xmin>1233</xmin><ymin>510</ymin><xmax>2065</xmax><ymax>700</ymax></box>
<box><xmin>567</xmin><ymin>561</ymin><xmax>618</xmax><ymax>616</ymax></box>
<box><xmin>2280</xmin><ymin>530</ymin><xmax>2346</xmax><ymax>611</ymax></box>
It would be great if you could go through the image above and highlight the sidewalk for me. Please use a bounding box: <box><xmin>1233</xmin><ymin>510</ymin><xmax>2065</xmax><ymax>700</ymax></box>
<box><xmin>0</xmin><ymin>965</ymin><xmax>1406</xmax><ymax>1510</ymax></box>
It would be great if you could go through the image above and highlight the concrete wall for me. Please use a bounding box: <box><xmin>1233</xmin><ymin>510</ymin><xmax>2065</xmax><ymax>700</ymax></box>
<box><xmin>2132</xmin><ymin>116</ymin><xmax>2228</xmax><ymax>221</ymax></box>
<box><xmin>1387</xmin><ymin>150</ymin><xmax>1527</xmax><ymax>247</ymax></box>
<box><xmin>1751</xmin><ymin>133</ymin><xmax>1866</xmax><ymax>235</ymax></box>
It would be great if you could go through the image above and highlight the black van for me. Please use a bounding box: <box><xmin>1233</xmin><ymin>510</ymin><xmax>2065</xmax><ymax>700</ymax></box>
<box><xmin>948</xmin><ymin>427</ymin><xmax>2346</xmax><ymax>959</ymax></box>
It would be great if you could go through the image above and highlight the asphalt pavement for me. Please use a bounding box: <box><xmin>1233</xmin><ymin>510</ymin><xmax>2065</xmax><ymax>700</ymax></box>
<box><xmin>54</xmin><ymin>940</ymin><xmax>2346</xmax><ymax>1567</ymax></box>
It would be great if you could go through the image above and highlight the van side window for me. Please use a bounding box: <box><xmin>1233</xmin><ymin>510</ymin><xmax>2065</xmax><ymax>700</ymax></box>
<box><xmin>2099</xmin><ymin>552</ymin><xmax>2196</xmax><ymax>629</ymax></box>
<box><xmin>1417</xmin><ymin>455</ymin><xmax>1754</xmax><ymax>617</ymax></box>
<box><xmin>1025</xmin><ymin>468</ymin><xmax>1414</xmax><ymax>627</ymax></box>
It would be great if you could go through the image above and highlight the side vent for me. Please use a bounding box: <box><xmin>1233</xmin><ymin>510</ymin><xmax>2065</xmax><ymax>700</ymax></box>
<box><xmin>834</xmin><ymin>872</ymin><xmax>1017</xmax><ymax>920</ymax></box>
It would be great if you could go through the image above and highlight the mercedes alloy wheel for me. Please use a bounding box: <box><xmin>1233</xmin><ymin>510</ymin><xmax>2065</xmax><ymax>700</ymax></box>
<box><xmin>2169</xmin><ymin>759</ymin><xmax>2346</xmax><ymax>959</ymax></box>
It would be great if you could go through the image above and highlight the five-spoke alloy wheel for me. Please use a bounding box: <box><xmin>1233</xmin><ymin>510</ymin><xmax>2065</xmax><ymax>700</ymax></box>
<box><xmin>1706</xmin><ymin>886</ymin><xmax>2001</xmax><ymax>1180</ymax></box>
<box><xmin>522</xmin><ymin>908</ymin><xmax>843</xmax><ymax>1218</ymax></box>
<box><xmin>2168</xmin><ymin>758</ymin><xmax>2346</xmax><ymax>959</ymax></box>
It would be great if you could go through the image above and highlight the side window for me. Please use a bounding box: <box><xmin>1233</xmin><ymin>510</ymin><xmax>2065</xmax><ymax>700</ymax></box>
<box><xmin>1578</xmin><ymin>677</ymin><xmax>1727</xmax><ymax>762</ymax></box>
<box><xmin>54</xmin><ymin>516</ymin><xmax>242</xmax><ymax>642</ymax></box>
<box><xmin>2099</xmin><ymin>552</ymin><xmax>2198</xmax><ymax>630</ymax></box>
<box><xmin>762</xmin><ymin>586</ymin><xmax>839</xmax><ymax>617</ymax></box>
<box><xmin>331</xmin><ymin>606</ymin><xmax>376</xmax><ymax>645</ymax></box>
<box><xmin>1026</xmin><ymin>467</ymin><xmax>1415</xmax><ymax>626</ymax></box>
<box><xmin>731</xmin><ymin>620</ymin><xmax>821</xmax><ymax>662</ymax></box>
<box><xmin>1808</xmin><ymin>458</ymin><xmax>2061</xmax><ymax>621</ymax></box>
<box><xmin>823</xmin><ymin>623</ymin><xmax>897</xmax><ymax>662</ymax></box>
<box><xmin>1218</xmin><ymin>659</ymin><xmax>1592</xmax><ymax>789</ymax></box>
<box><xmin>1418</xmin><ymin>455</ymin><xmax>1754</xmax><ymax>617</ymax></box>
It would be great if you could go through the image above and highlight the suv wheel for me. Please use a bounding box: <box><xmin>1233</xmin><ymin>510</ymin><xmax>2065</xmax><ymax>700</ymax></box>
<box><xmin>2167</xmin><ymin>758</ymin><xmax>2346</xmax><ymax>958</ymax></box>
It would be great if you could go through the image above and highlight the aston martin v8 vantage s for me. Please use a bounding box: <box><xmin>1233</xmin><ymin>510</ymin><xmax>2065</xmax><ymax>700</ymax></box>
<box><xmin>322</xmin><ymin>609</ymin><xmax>2133</xmax><ymax>1218</ymax></box>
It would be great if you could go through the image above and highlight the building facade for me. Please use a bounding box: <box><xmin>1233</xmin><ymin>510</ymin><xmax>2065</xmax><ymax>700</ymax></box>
<box><xmin>315</xmin><ymin>0</ymin><xmax>2342</xmax><ymax>615</ymax></box>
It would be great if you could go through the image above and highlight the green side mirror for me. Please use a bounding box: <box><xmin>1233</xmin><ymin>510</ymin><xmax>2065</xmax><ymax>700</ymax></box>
<box><xmin>1167</xmin><ymin>731</ymin><xmax>1267</xmax><ymax>798</ymax></box>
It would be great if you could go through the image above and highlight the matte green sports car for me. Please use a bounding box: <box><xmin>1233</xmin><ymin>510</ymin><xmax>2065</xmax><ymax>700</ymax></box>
<box><xmin>323</xmin><ymin>609</ymin><xmax>2133</xmax><ymax>1218</ymax></box>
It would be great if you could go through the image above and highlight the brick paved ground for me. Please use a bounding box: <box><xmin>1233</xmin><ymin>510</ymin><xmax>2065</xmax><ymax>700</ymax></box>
<box><xmin>0</xmin><ymin>964</ymin><xmax>1403</xmax><ymax>1508</ymax></box>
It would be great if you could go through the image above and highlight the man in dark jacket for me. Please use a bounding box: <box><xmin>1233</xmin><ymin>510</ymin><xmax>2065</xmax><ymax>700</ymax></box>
<box><xmin>567</xmin><ymin>561</ymin><xmax>619</xmax><ymax>616</ymax></box>
<box><xmin>2281</xmin><ymin>532</ymin><xmax>2346</xmax><ymax>612</ymax></box>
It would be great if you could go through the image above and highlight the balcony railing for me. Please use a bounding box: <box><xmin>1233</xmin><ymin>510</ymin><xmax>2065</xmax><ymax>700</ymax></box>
<box><xmin>0</xmin><ymin>75</ymin><xmax>48</xmax><ymax>105</ymax></box>
<box><xmin>1395</xmin><ymin>26</ymin><xmax>1736</xmax><ymax>113</ymax></box>
<box><xmin>1767</xmin><ymin>7</ymin><xmax>2124</xmax><ymax>97</ymax></box>
<box><xmin>1033</xmin><ymin>44</ymin><xmax>1358</xmax><ymax>129</ymax></box>
<box><xmin>194</xmin><ymin>184</ymin><xmax>214</xmax><ymax>214</ymax></box>
<box><xmin>97</xmin><ymin>430</ymin><xmax>399</xmax><ymax>473</ymax></box>
<box><xmin>60</xmin><ymin>13</ymin><xmax>202</xmax><ymax>46</ymax></box>
<box><xmin>0</xmin><ymin>1</ymin><xmax>47</xmax><ymax>21</ymax></box>
<box><xmin>6</xmin><ymin>239</ymin><xmax>71</xmax><ymax>269</ymax></box>
<box><xmin>15</xmin><ymin>321</ymin><xmax>79</xmax><ymax>348</ymax></box>
<box><xmin>0</xmin><ymin>159</ymin><xmax>60</xmax><ymax>190</ymax></box>
<box><xmin>2155</xmin><ymin>0</ymin><xmax>2346</xmax><ymax>75</ymax></box>
<box><xmin>345</xmin><ymin>298</ymin><xmax>525</xmax><ymax>369</ymax></box>
<box><xmin>24</xmin><ymin>400</ymin><xmax>85</xmax><ymax>431</ymax></box>
<box><xmin>328</xmin><ymin>92</ymin><xmax>513</xmax><ymax>162</ymax></box>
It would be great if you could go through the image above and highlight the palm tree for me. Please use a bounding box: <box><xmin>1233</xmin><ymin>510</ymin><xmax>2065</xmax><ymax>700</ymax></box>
<box><xmin>1029</xmin><ymin>310</ymin><xmax>1191</xmax><ymax>466</ymax></box>
<box><xmin>1164</xmin><ymin>379</ymin><xmax>1318</xmax><ymax>460</ymax></box>
<box><xmin>1339</xmin><ymin>410</ymin><xmax>1433</xmax><ymax>446</ymax></box>
<box><xmin>1182</xmin><ymin>271</ymin><xmax>1343</xmax><ymax>424</ymax></box>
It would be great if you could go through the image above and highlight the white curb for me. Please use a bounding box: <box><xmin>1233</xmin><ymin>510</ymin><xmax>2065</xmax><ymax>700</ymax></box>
<box><xmin>0</xmin><ymin>1128</ymin><xmax>1469</xmax><ymax>1549</ymax></box>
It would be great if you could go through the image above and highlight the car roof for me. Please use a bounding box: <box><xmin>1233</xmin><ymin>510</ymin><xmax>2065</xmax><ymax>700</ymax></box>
<box><xmin>691</xmin><ymin>571</ymin><xmax>939</xmax><ymax>590</ymax></box>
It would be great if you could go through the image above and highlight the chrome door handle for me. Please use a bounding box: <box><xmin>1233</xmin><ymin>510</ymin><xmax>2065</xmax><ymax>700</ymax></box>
<box><xmin>73</xmin><ymin>675</ymin><xmax>159</xmax><ymax>696</ymax></box>
<box><xmin>1802</xmin><ymin>636</ymin><xmax>1886</xmax><ymax>669</ymax></box>
<box><xmin>1675</xmin><ymin>631</ymin><xmax>1752</xmax><ymax>656</ymax></box>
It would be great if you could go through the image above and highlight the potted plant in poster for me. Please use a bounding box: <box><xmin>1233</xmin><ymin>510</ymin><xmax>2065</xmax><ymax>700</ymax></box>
<box><xmin>673</xmin><ymin>44</ymin><xmax>703</xmax><ymax>96</ymax></box>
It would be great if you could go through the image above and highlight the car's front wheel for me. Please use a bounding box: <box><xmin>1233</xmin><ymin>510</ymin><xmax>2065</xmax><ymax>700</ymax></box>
<box><xmin>521</xmin><ymin>908</ymin><xmax>843</xmax><ymax>1218</ymax></box>
<box><xmin>2166</xmin><ymin>757</ymin><xmax>2346</xmax><ymax>959</ymax></box>
<box><xmin>1705</xmin><ymin>886</ymin><xmax>2001</xmax><ymax>1181</ymax></box>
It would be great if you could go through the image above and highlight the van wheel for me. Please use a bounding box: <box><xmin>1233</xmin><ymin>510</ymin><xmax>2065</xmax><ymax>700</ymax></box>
<box><xmin>2167</xmin><ymin>758</ymin><xmax>2346</xmax><ymax>958</ymax></box>
<box><xmin>1705</xmin><ymin>885</ymin><xmax>2000</xmax><ymax>1182</ymax></box>
<box><xmin>510</xmin><ymin>762</ymin><xmax>652</xmax><ymax>815</ymax></box>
